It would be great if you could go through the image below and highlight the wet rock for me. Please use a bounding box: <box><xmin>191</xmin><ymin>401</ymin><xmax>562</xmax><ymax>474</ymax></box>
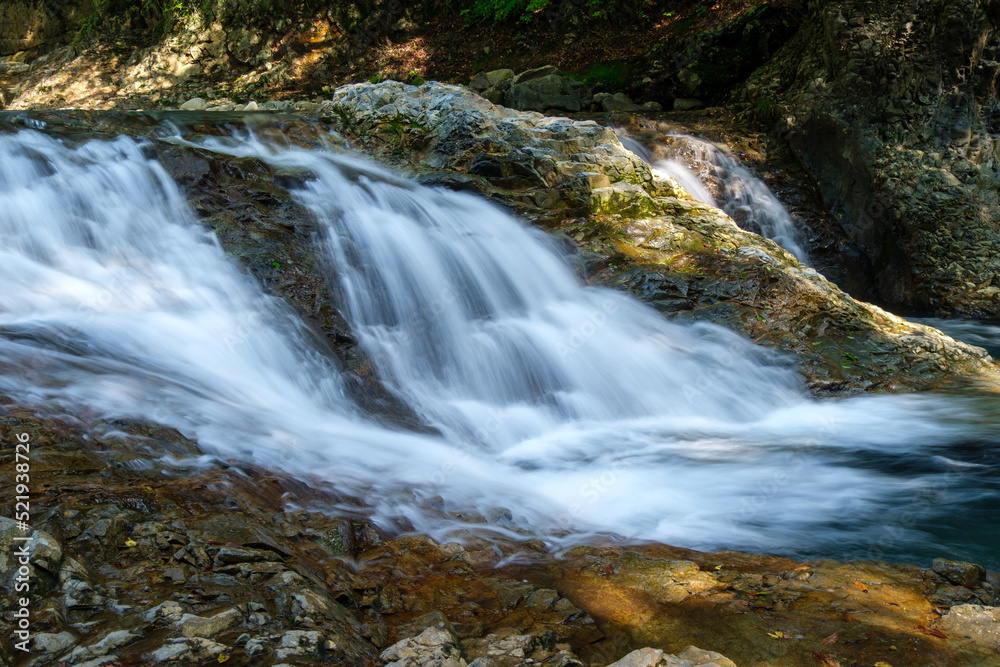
<box><xmin>464</xmin><ymin>632</ymin><xmax>557</xmax><ymax>667</ymax></box>
<box><xmin>176</xmin><ymin>607</ymin><xmax>244</xmax><ymax>637</ymax></box>
<box><xmin>74</xmin><ymin>658</ymin><xmax>119</xmax><ymax>667</ymax></box>
<box><xmin>311</xmin><ymin>517</ymin><xmax>355</xmax><ymax>557</ymax></box>
<box><xmin>275</xmin><ymin>629</ymin><xmax>326</xmax><ymax>660</ymax></box>
<box><xmin>33</xmin><ymin>631</ymin><xmax>76</xmax><ymax>656</ymax></box>
<box><xmin>933</xmin><ymin>558</ymin><xmax>986</xmax><ymax>587</ymax></box>
<box><xmin>145</xmin><ymin>637</ymin><xmax>228</xmax><ymax>663</ymax></box>
<box><xmin>66</xmin><ymin>629</ymin><xmax>142</xmax><ymax>663</ymax></box>
<box><xmin>395</xmin><ymin>610</ymin><xmax>458</xmax><ymax>640</ymax></box>
<box><xmin>381</xmin><ymin>626</ymin><xmax>466</xmax><ymax>667</ymax></box>
<box><xmin>142</xmin><ymin>600</ymin><xmax>186</xmax><ymax>624</ymax></box>
<box><xmin>215</xmin><ymin>545</ymin><xmax>283</xmax><ymax>564</ymax></box>
<box><xmin>59</xmin><ymin>557</ymin><xmax>104</xmax><ymax>610</ymax></box>
<box><xmin>930</xmin><ymin>584</ymin><xmax>976</xmax><ymax>607</ymax></box>
<box><xmin>0</xmin><ymin>519</ymin><xmax>62</xmax><ymax>594</ymax></box>
<box><xmin>937</xmin><ymin>604</ymin><xmax>1000</xmax><ymax>650</ymax></box>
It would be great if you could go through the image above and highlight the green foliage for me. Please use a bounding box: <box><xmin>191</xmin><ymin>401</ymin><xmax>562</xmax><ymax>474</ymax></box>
<box><xmin>582</xmin><ymin>62</ymin><xmax>627</xmax><ymax>88</ymax></box>
<box><xmin>460</xmin><ymin>0</ymin><xmax>551</xmax><ymax>23</ymax></box>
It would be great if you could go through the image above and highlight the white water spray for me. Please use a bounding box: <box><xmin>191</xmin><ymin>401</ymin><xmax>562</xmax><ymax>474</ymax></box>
<box><xmin>620</xmin><ymin>131</ymin><xmax>809</xmax><ymax>261</ymax></box>
<box><xmin>0</xmin><ymin>128</ymin><xmax>996</xmax><ymax>564</ymax></box>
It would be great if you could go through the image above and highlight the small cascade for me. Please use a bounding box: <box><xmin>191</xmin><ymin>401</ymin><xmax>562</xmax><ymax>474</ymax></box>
<box><xmin>619</xmin><ymin>130</ymin><xmax>809</xmax><ymax>261</ymax></box>
<box><xmin>0</xmin><ymin>126</ymin><xmax>996</xmax><ymax>566</ymax></box>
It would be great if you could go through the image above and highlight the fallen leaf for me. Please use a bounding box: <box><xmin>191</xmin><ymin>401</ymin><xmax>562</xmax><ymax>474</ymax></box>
<box><xmin>855</xmin><ymin>580</ymin><xmax>869</xmax><ymax>592</ymax></box>
<box><xmin>821</xmin><ymin>631</ymin><xmax>839</xmax><ymax>646</ymax></box>
<box><xmin>843</xmin><ymin>612</ymin><xmax>853</xmax><ymax>622</ymax></box>
<box><xmin>218</xmin><ymin>648</ymin><xmax>233</xmax><ymax>663</ymax></box>
<box><xmin>811</xmin><ymin>650</ymin><xmax>841</xmax><ymax>666</ymax></box>
<box><xmin>714</xmin><ymin>564</ymin><xmax>723</xmax><ymax>570</ymax></box>
<box><xmin>875</xmin><ymin>662</ymin><xmax>893</xmax><ymax>667</ymax></box>
<box><xmin>793</xmin><ymin>564</ymin><xmax>811</xmax><ymax>571</ymax></box>
<box><xmin>606</xmin><ymin>563</ymin><xmax>614</xmax><ymax>575</ymax></box>
<box><xmin>767</xmin><ymin>631</ymin><xmax>785</xmax><ymax>639</ymax></box>
<box><xmin>123</xmin><ymin>538</ymin><xmax>137</xmax><ymax>548</ymax></box>
<box><xmin>916</xmin><ymin>625</ymin><xmax>947</xmax><ymax>639</ymax></box>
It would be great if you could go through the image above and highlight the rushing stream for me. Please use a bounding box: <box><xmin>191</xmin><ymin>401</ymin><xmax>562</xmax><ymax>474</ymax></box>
<box><xmin>1</xmin><ymin>124</ymin><xmax>998</xmax><ymax>568</ymax></box>
<box><xmin>617</xmin><ymin>132</ymin><xmax>809</xmax><ymax>261</ymax></box>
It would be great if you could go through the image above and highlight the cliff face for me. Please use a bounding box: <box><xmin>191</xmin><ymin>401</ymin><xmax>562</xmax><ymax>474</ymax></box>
<box><xmin>0</xmin><ymin>0</ymin><xmax>86</xmax><ymax>56</ymax></box>
<box><xmin>742</xmin><ymin>0</ymin><xmax>1000</xmax><ymax>317</ymax></box>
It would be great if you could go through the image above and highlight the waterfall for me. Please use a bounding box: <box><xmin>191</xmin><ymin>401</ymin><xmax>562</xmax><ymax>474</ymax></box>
<box><xmin>1</xmin><ymin>127</ymin><xmax>997</xmax><ymax>566</ymax></box>
<box><xmin>620</xmin><ymin>131</ymin><xmax>809</xmax><ymax>261</ymax></box>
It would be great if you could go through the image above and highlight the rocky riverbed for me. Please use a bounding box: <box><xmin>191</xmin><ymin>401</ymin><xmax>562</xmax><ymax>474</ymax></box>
<box><xmin>2</xmin><ymin>404</ymin><xmax>1000</xmax><ymax>667</ymax></box>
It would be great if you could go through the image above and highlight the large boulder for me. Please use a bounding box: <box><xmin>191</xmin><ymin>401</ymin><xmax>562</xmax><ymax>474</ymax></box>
<box><xmin>326</xmin><ymin>81</ymin><xmax>1000</xmax><ymax>395</ymax></box>
<box><xmin>502</xmin><ymin>66</ymin><xmax>592</xmax><ymax>112</ymax></box>
<box><xmin>0</xmin><ymin>0</ymin><xmax>88</xmax><ymax>56</ymax></box>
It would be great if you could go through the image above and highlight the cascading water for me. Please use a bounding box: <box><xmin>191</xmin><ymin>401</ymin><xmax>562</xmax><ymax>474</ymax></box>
<box><xmin>620</xmin><ymin>131</ymin><xmax>809</xmax><ymax>262</ymax></box>
<box><xmin>2</xmin><ymin>125</ymin><xmax>998</xmax><ymax>567</ymax></box>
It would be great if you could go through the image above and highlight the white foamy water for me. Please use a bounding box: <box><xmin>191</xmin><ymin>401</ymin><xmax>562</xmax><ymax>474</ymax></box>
<box><xmin>1</xmin><ymin>128</ymin><xmax>997</xmax><ymax>564</ymax></box>
<box><xmin>620</xmin><ymin>131</ymin><xmax>809</xmax><ymax>261</ymax></box>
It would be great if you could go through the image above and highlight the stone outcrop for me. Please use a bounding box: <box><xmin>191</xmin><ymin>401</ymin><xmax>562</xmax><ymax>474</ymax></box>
<box><xmin>325</xmin><ymin>81</ymin><xmax>1000</xmax><ymax>394</ymax></box>
<box><xmin>0</xmin><ymin>0</ymin><xmax>87</xmax><ymax>56</ymax></box>
<box><xmin>501</xmin><ymin>65</ymin><xmax>593</xmax><ymax>113</ymax></box>
<box><xmin>741</xmin><ymin>0</ymin><xmax>1000</xmax><ymax>317</ymax></box>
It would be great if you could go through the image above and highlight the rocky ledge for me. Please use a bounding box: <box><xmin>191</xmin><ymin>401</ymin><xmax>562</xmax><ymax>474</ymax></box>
<box><xmin>320</xmin><ymin>80</ymin><xmax>1000</xmax><ymax>395</ymax></box>
<box><xmin>1</xmin><ymin>409</ymin><xmax>998</xmax><ymax>666</ymax></box>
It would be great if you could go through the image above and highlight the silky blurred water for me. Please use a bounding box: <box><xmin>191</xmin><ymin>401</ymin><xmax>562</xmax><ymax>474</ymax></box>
<box><xmin>619</xmin><ymin>131</ymin><xmax>809</xmax><ymax>261</ymax></box>
<box><xmin>0</xmin><ymin>127</ymin><xmax>997</xmax><ymax>568</ymax></box>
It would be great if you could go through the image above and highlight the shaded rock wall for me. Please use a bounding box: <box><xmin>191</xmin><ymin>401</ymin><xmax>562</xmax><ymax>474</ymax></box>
<box><xmin>742</xmin><ymin>0</ymin><xmax>1000</xmax><ymax>316</ymax></box>
<box><xmin>0</xmin><ymin>0</ymin><xmax>86</xmax><ymax>56</ymax></box>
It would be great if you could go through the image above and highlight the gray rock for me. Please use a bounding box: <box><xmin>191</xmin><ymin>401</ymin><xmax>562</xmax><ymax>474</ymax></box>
<box><xmin>470</xmin><ymin>69</ymin><xmax>514</xmax><ymax>92</ymax></box>
<box><xmin>937</xmin><ymin>604</ymin><xmax>1000</xmax><ymax>650</ymax></box>
<box><xmin>642</xmin><ymin>101</ymin><xmax>663</xmax><ymax>111</ymax></box>
<box><xmin>215</xmin><ymin>545</ymin><xmax>282</xmax><ymax>564</ymax></box>
<box><xmin>67</xmin><ymin>630</ymin><xmax>142</xmax><ymax>663</ymax></box>
<box><xmin>676</xmin><ymin>645</ymin><xmax>737</xmax><ymax>667</ymax></box>
<box><xmin>33</xmin><ymin>631</ymin><xmax>76</xmax><ymax>655</ymax></box>
<box><xmin>180</xmin><ymin>97</ymin><xmax>207</xmax><ymax>111</ymax></box>
<box><xmin>600</xmin><ymin>92</ymin><xmax>643</xmax><ymax>112</ymax></box>
<box><xmin>930</xmin><ymin>584</ymin><xmax>976</xmax><ymax>607</ymax></box>
<box><xmin>176</xmin><ymin>607</ymin><xmax>243</xmax><ymax>638</ymax></box>
<box><xmin>275</xmin><ymin>630</ymin><xmax>325</xmax><ymax>660</ymax></box>
<box><xmin>75</xmin><ymin>658</ymin><xmax>120</xmax><ymax>667</ymax></box>
<box><xmin>242</xmin><ymin>101</ymin><xmax>259</xmax><ymax>111</ymax></box>
<box><xmin>512</xmin><ymin>65</ymin><xmax>563</xmax><ymax>84</ymax></box>
<box><xmin>0</xmin><ymin>519</ymin><xmax>63</xmax><ymax>593</ymax></box>
<box><xmin>142</xmin><ymin>600</ymin><xmax>185</xmax><ymax>624</ymax></box>
<box><xmin>606</xmin><ymin>648</ymin><xmax>669</xmax><ymax>667</ymax></box>
<box><xmin>933</xmin><ymin>558</ymin><xmax>986</xmax><ymax>586</ymax></box>
<box><xmin>673</xmin><ymin>98</ymin><xmax>705</xmax><ymax>111</ymax></box>
<box><xmin>145</xmin><ymin>637</ymin><xmax>227</xmax><ymax>663</ymax></box>
<box><xmin>503</xmin><ymin>74</ymin><xmax>592</xmax><ymax>113</ymax></box>
<box><xmin>381</xmin><ymin>627</ymin><xmax>465</xmax><ymax>667</ymax></box>
<box><xmin>0</xmin><ymin>61</ymin><xmax>30</xmax><ymax>74</ymax></box>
